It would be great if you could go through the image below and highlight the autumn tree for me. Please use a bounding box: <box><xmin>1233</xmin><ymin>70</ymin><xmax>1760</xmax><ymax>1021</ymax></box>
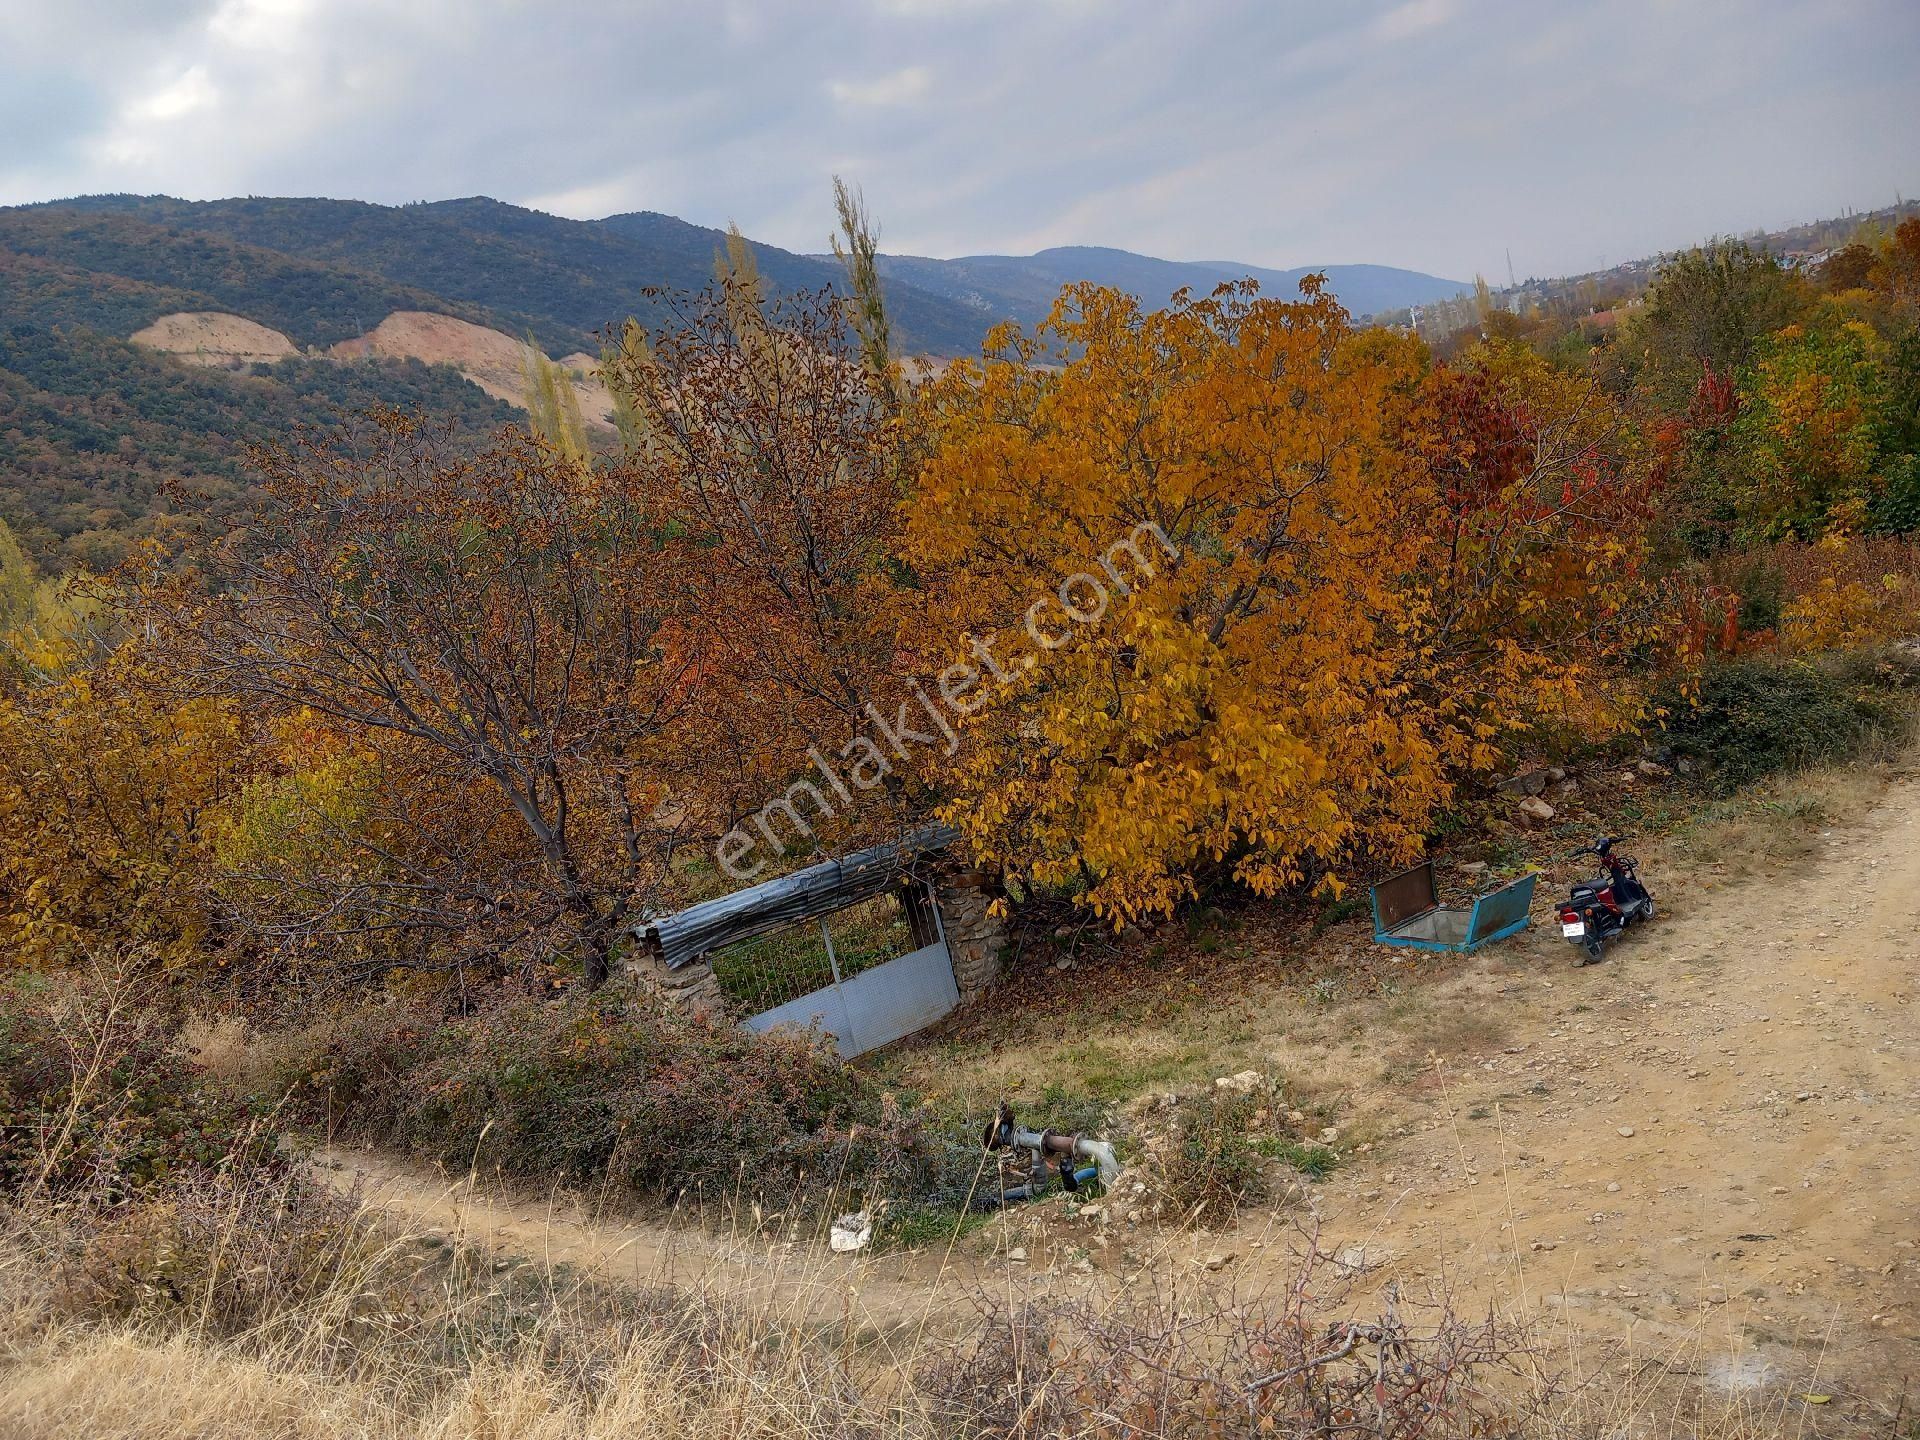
<box><xmin>1819</xmin><ymin>243</ymin><xmax>1876</xmax><ymax>294</ymax></box>
<box><xmin>830</xmin><ymin>176</ymin><xmax>902</xmax><ymax>411</ymax></box>
<box><xmin>904</xmin><ymin>282</ymin><xmax>1650</xmax><ymax>920</ymax></box>
<box><xmin>1410</xmin><ymin>336</ymin><xmax>1659</xmax><ymax>694</ymax></box>
<box><xmin>0</xmin><ymin>519</ymin><xmax>31</xmax><ymax>632</ymax></box>
<box><xmin>599</xmin><ymin>287</ymin><xmax>913</xmax><ymax>858</ymax></box>
<box><xmin>1620</xmin><ymin>241</ymin><xmax>1805</xmax><ymax>411</ymax></box>
<box><xmin>1868</xmin><ymin>216</ymin><xmax>1920</xmax><ymax>310</ymax></box>
<box><xmin>1728</xmin><ymin>315</ymin><xmax>1892</xmax><ymax>538</ymax></box>
<box><xmin>204</xmin><ymin>710</ymin><xmax>553</xmax><ymax>984</ymax></box>
<box><xmin>0</xmin><ymin>632</ymin><xmax>245</xmax><ymax>967</ymax></box>
<box><xmin>166</xmin><ymin>416</ymin><xmax>685</xmax><ymax>988</ymax></box>
<box><xmin>0</xmin><ymin>518</ymin><xmax>94</xmax><ymax>683</ymax></box>
<box><xmin>521</xmin><ymin>340</ymin><xmax>591</xmax><ymax>467</ymax></box>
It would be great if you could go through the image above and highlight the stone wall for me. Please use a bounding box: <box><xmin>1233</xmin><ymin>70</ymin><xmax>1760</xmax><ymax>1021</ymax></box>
<box><xmin>626</xmin><ymin>942</ymin><xmax>722</xmax><ymax>1016</ymax></box>
<box><xmin>936</xmin><ymin>866</ymin><xmax>1010</xmax><ymax>1000</ymax></box>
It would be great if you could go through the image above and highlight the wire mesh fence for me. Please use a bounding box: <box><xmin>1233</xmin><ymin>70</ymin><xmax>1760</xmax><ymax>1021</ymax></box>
<box><xmin>708</xmin><ymin>885</ymin><xmax>936</xmax><ymax>1018</ymax></box>
<box><xmin>709</xmin><ymin>920</ymin><xmax>837</xmax><ymax>1017</ymax></box>
<box><xmin>823</xmin><ymin>890</ymin><xmax>919</xmax><ymax>980</ymax></box>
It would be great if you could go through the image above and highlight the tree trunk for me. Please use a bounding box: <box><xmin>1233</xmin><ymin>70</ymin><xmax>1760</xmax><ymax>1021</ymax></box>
<box><xmin>575</xmin><ymin>900</ymin><xmax>619</xmax><ymax>991</ymax></box>
<box><xmin>581</xmin><ymin>931</ymin><xmax>612</xmax><ymax>990</ymax></box>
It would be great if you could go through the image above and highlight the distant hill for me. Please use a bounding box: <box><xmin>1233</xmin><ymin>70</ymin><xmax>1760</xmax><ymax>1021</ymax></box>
<box><xmin>13</xmin><ymin>194</ymin><xmax>1469</xmax><ymax>359</ymax></box>
<box><xmin>0</xmin><ymin>204</ymin><xmax>500</xmax><ymax>348</ymax></box>
<box><xmin>0</xmin><ymin>323</ymin><xmax>517</xmax><ymax>571</ymax></box>
<box><xmin>864</xmin><ymin>245</ymin><xmax>1469</xmax><ymax>324</ymax></box>
<box><xmin>1</xmin><ymin>191</ymin><xmax>1474</xmax><ymax>571</ymax></box>
<box><xmin>28</xmin><ymin>195</ymin><xmax>995</xmax><ymax>358</ymax></box>
<box><xmin>7</xmin><ymin>193</ymin><xmax>1002</xmax><ymax>569</ymax></box>
<box><xmin>8</xmin><ymin>186</ymin><xmax>1903</xmax><ymax>574</ymax></box>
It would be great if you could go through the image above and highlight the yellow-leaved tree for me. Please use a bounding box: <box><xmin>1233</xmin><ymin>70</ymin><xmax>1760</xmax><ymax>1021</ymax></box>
<box><xmin>905</xmin><ymin>282</ymin><xmax>1647</xmax><ymax>920</ymax></box>
<box><xmin>0</xmin><ymin>634</ymin><xmax>245</xmax><ymax>966</ymax></box>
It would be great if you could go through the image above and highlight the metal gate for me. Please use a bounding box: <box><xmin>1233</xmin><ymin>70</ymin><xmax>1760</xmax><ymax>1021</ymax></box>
<box><xmin>632</xmin><ymin>827</ymin><xmax>964</xmax><ymax>1060</ymax></box>
<box><xmin>706</xmin><ymin>881</ymin><xmax>958</xmax><ymax>1058</ymax></box>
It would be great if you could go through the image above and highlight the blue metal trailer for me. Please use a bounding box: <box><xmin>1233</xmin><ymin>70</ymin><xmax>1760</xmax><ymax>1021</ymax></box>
<box><xmin>1370</xmin><ymin>860</ymin><xmax>1538</xmax><ymax>954</ymax></box>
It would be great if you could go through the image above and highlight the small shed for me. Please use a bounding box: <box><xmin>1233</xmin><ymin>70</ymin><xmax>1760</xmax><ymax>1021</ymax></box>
<box><xmin>630</xmin><ymin>825</ymin><xmax>1004</xmax><ymax>1058</ymax></box>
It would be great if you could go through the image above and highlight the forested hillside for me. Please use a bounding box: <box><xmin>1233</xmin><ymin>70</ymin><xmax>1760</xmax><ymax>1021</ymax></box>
<box><xmin>30</xmin><ymin>195</ymin><xmax>994</xmax><ymax>357</ymax></box>
<box><xmin>0</xmin><ymin>325</ymin><xmax>515</xmax><ymax>569</ymax></box>
<box><xmin>0</xmin><ymin>207</ymin><xmax>493</xmax><ymax>347</ymax></box>
<box><xmin>0</xmin><ymin>194</ymin><xmax>1016</xmax><ymax>570</ymax></box>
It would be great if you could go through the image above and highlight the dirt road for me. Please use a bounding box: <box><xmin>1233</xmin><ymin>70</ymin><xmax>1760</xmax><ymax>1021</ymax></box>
<box><xmin>1295</xmin><ymin>771</ymin><xmax>1920</xmax><ymax>1417</ymax></box>
<box><xmin>315</xmin><ymin>1145</ymin><xmax>991</xmax><ymax>1346</ymax></box>
<box><xmin>321</xmin><ymin>767</ymin><xmax>1919</xmax><ymax>1420</ymax></box>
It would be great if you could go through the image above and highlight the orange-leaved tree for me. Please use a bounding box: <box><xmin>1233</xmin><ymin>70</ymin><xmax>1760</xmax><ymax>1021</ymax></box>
<box><xmin>600</xmin><ymin>286</ymin><xmax>915</xmax><ymax>860</ymax></box>
<box><xmin>904</xmin><ymin>282</ymin><xmax>1652</xmax><ymax>920</ymax></box>
<box><xmin>206</xmin><ymin>707</ymin><xmax>546</xmax><ymax>985</ymax></box>
<box><xmin>165</xmin><ymin>415</ymin><xmax>686</xmax><ymax>988</ymax></box>
<box><xmin>1411</xmin><ymin>337</ymin><xmax>1663</xmax><ymax>711</ymax></box>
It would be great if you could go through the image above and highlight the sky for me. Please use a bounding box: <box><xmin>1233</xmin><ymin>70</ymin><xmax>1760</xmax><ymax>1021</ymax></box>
<box><xmin>2</xmin><ymin>0</ymin><xmax>1915</xmax><ymax>282</ymax></box>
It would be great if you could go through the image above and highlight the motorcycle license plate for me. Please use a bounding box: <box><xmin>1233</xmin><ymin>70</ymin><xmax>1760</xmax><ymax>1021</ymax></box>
<box><xmin>1560</xmin><ymin>920</ymin><xmax>1586</xmax><ymax>939</ymax></box>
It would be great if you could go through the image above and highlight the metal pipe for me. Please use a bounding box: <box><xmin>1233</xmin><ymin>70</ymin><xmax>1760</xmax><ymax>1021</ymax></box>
<box><xmin>1005</xmin><ymin>1126</ymin><xmax>1118</xmax><ymax>1187</ymax></box>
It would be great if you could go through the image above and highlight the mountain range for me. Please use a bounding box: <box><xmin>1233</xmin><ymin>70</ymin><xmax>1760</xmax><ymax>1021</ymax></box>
<box><xmin>864</xmin><ymin>245</ymin><xmax>1467</xmax><ymax>328</ymax></box>
<box><xmin>3</xmin><ymin>194</ymin><xmax>1467</xmax><ymax>354</ymax></box>
<box><xmin>0</xmin><ymin>192</ymin><xmax>1465</xmax><ymax>570</ymax></box>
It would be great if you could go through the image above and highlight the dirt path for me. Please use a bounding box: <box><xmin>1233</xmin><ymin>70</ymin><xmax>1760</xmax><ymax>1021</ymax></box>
<box><xmin>314</xmin><ymin>1146</ymin><xmax>988</xmax><ymax>1342</ymax></box>
<box><xmin>1294</xmin><ymin>769</ymin><xmax>1920</xmax><ymax>1420</ymax></box>
<box><xmin>320</xmin><ymin>769</ymin><xmax>1919</xmax><ymax>1419</ymax></box>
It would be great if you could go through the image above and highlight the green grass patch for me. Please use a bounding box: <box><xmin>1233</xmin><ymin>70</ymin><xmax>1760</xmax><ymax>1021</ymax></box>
<box><xmin>878</xmin><ymin>1204</ymin><xmax>992</xmax><ymax>1252</ymax></box>
<box><xmin>1033</xmin><ymin>1042</ymin><xmax>1207</xmax><ymax>1104</ymax></box>
<box><xmin>1254</xmin><ymin>1137</ymin><xmax>1339</xmax><ymax>1179</ymax></box>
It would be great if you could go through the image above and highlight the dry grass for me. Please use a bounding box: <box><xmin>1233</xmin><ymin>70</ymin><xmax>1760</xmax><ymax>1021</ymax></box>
<box><xmin>0</xmin><ymin>960</ymin><xmax>1554</xmax><ymax>1440</ymax></box>
<box><xmin>4</xmin><ymin>1185</ymin><xmax>1878</xmax><ymax>1440</ymax></box>
<box><xmin>0</xmin><ymin>1185</ymin><xmax>1567</xmax><ymax>1440</ymax></box>
<box><xmin>0</xmin><ymin>1189</ymin><xmax>896</xmax><ymax>1440</ymax></box>
<box><xmin>177</xmin><ymin>1009</ymin><xmax>345</xmax><ymax>1107</ymax></box>
<box><xmin>1667</xmin><ymin>760</ymin><xmax>1896</xmax><ymax>881</ymax></box>
<box><xmin>0</xmin><ymin>1321</ymin><xmax>899</xmax><ymax>1440</ymax></box>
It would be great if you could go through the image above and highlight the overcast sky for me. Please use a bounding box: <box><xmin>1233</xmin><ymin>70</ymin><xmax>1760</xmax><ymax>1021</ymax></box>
<box><xmin>2</xmin><ymin>0</ymin><xmax>1914</xmax><ymax>281</ymax></box>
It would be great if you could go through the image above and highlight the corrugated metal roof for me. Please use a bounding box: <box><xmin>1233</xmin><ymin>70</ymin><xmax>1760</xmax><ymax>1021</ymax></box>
<box><xmin>636</xmin><ymin>824</ymin><xmax>958</xmax><ymax>970</ymax></box>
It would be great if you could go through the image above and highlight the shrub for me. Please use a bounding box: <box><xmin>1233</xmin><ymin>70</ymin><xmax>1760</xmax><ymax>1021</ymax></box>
<box><xmin>0</xmin><ymin>968</ymin><xmax>274</xmax><ymax>1201</ymax></box>
<box><xmin>1656</xmin><ymin>649</ymin><xmax>1919</xmax><ymax>789</ymax></box>
<box><xmin>915</xmin><ymin>1251</ymin><xmax>1533</xmax><ymax>1439</ymax></box>
<box><xmin>1770</xmin><ymin>535</ymin><xmax>1920</xmax><ymax>651</ymax></box>
<box><xmin>1729</xmin><ymin>552</ymin><xmax>1787</xmax><ymax>634</ymax></box>
<box><xmin>1871</xmin><ymin>452</ymin><xmax>1920</xmax><ymax>535</ymax></box>
<box><xmin>1156</xmin><ymin>1090</ymin><xmax>1271</xmax><ymax>1227</ymax></box>
<box><xmin>51</xmin><ymin>1168</ymin><xmax>375</xmax><ymax>1337</ymax></box>
<box><xmin>289</xmin><ymin>990</ymin><xmax>903</xmax><ymax>1216</ymax></box>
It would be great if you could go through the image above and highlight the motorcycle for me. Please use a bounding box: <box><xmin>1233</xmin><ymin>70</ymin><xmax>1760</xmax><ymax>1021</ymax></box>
<box><xmin>1556</xmin><ymin>836</ymin><xmax>1654</xmax><ymax>964</ymax></box>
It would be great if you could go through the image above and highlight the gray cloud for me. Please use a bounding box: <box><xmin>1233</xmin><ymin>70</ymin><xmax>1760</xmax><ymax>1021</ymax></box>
<box><xmin>1</xmin><ymin>0</ymin><xmax>1913</xmax><ymax>279</ymax></box>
